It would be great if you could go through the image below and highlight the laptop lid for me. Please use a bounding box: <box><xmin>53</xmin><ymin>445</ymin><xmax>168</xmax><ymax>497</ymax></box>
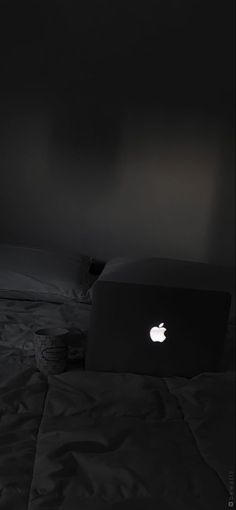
<box><xmin>86</xmin><ymin>281</ymin><xmax>231</xmax><ymax>377</ymax></box>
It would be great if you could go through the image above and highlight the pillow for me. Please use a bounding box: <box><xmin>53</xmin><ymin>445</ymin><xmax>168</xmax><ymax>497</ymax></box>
<box><xmin>93</xmin><ymin>256</ymin><xmax>235</xmax><ymax>320</ymax></box>
<box><xmin>0</xmin><ymin>244</ymin><xmax>91</xmax><ymax>303</ymax></box>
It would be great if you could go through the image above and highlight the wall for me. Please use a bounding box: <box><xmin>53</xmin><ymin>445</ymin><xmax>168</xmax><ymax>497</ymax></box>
<box><xmin>0</xmin><ymin>103</ymin><xmax>234</xmax><ymax>266</ymax></box>
<box><xmin>0</xmin><ymin>1</ymin><xmax>234</xmax><ymax>266</ymax></box>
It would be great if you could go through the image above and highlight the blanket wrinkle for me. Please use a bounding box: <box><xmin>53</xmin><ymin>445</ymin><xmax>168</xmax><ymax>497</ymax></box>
<box><xmin>1</xmin><ymin>369</ymin><xmax>232</xmax><ymax>510</ymax></box>
<box><xmin>26</xmin><ymin>377</ymin><xmax>49</xmax><ymax>510</ymax></box>
<box><xmin>163</xmin><ymin>377</ymin><xmax>230</xmax><ymax>496</ymax></box>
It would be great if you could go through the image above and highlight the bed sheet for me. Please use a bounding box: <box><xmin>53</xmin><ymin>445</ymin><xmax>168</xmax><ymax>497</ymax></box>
<box><xmin>0</xmin><ymin>298</ymin><xmax>91</xmax><ymax>383</ymax></box>
<box><xmin>0</xmin><ymin>367</ymin><xmax>234</xmax><ymax>510</ymax></box>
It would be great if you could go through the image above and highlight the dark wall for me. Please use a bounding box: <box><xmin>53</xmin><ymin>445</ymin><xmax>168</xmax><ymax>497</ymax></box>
<box><xmin>0</xmin><ymin>1</ymin><xmax>235</xmax><ymax>265</ymax></box>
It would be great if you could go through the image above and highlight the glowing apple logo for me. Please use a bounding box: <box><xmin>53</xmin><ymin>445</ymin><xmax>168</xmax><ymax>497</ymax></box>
<box><xmin>150</xmin><ymin>323</ymin><xmax>167</xmax><ymax>343</ymax></box>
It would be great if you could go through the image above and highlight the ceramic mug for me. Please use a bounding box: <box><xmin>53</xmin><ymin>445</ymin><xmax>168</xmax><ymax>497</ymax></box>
<box><xmin>34</xmin><ymin>327</ymin><xmax>68</xmax><ymax>375</ymax></box>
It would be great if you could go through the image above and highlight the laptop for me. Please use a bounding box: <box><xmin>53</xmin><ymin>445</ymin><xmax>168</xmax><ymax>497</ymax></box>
<box><xmin>86</xmin><ymin>281</ymin><xmax>231</xmax><ymax>377</ymax></box>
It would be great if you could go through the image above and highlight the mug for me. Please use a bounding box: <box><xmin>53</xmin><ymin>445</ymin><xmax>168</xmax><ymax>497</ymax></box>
<box><xmin>34</xmin><ymin>327</ymin><xmax>68</xmax><ymax>375</ymax></box>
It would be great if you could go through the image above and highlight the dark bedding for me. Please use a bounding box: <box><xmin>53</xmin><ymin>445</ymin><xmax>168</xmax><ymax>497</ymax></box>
<box><xmin>0</xmin><ymin>367</ymin><xmax>234</xmax><ymax>510</ymax></box>
<box><xmin>0</xmin><ymin>298</ymin><xmax>234</xmax><ymax>510</ymax></box>
<box><xmin>0</xmin><ymin>298</ymin><xmax>91</xmax><ymax>382</ymax></box>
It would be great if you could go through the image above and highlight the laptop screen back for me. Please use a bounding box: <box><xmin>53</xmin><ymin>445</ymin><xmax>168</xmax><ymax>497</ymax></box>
<box><xmin>86</xmin><ymin>281</ymin><xmax>231</xmax><ymax>377</ymax></box>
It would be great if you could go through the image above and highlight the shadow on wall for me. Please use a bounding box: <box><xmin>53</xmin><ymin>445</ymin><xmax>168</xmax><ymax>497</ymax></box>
<box><xmin>208</xmin><ymin>128</ymin><xmax>235</xmax><ymax>267</ymax></box>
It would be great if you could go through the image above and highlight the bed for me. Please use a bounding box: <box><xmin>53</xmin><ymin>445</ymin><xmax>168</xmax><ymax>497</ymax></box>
<box><xmin>0</xmin><ymin>249</ymin><xmax>235</xmax><ymax>510</ymax></box>
<box><xmin>0</xmin><ymin>297</ymin><xmax>91</xmax><ymax>379</ymax></box>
